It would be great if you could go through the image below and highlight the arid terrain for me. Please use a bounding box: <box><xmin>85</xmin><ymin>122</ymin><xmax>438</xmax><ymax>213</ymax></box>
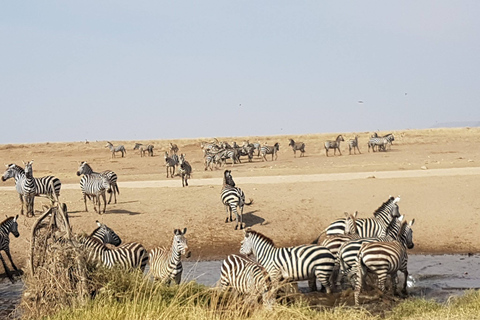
<box><xmin>1</xmin><ymin>127</ymin><xmax>480</xmax><ymax>273</ymax></box>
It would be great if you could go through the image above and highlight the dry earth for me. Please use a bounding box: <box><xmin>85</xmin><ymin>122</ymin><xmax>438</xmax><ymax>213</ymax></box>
<box><xmin>1</xmin><ymin>128</ymin><xmax>480</xmax><ymax>274</ymax></box>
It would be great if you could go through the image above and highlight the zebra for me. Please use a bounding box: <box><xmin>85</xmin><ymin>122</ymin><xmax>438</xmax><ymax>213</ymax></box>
<box><xmin>348</xmin><ymin>135</ymin><xmax>361</xmax><ymax>155</ymax></box>
<box><xmin>288</xmin><ymin>139</ymin><xmax>305</xmax><ymax>158</ymax></box>
<box><xmin>148</xmin><ymin>228</ymin><xmax>191</xmax><ymax>285</ymax></box>
<box><xmin>220</xmin><ymin>253</ymin><xmax>274</xmax><ymax>307</ymax></box>
<box><xmin>164</xmin><ymin>151</ymin><xmax>178</xmax><ymax>178</ymax></box>
<box><xmin>22</xmin><ymin>160</ymin><xmax>37</xmax><ymax>217</ymax></box>
<box><xmin>170</xmin><ymin>143</ymin><xmax>179</xmax><ymax>154</ymax></box>
<box><xmin>77</xmin><ymin>234</ymin><xmax>148</xmax><ymax>271</ymax></box>
<box><xmin>243</xmin><ymin>140</ymin><xmax>261</xmax><ymax>157</ymax></box>
<box><xmin>178</xmin><ymin>154</ymin><xmax>192</xmax><ymax>187</ymax></box>
<box><xmin>260</xmin><ymin>143</ymin><xmax>279</xmax><ymax>161</ymax></box>
<box><xmin>2</xmin><ymin>163</ymin><xmax>61</xmax><ymax>216</ymax></box>
<box><xmin>0</xmin><ymin>215</ymin><xmax>20</xmax><ymax>283</ymax></box>
<box><xmin>214</xmin><ymin>149</ymin><xmax>239</xmax><ymax>167</ymax></box>
<box><xmin>240</xmin><ymin>228</ymin><xmax>335</xmax><ymax>293</ymax></box>
<box><xmin>368</xmin><ymin>137</ymin><xmax>389</xmax><ymax>152</ymax></box>
<box><xmin>77</xmin><ymin>169</ymin><xmax>112</xmax><ymax>214</ymax></box>
<box><xmin>324</xmin><ymin>135</ymin><xmax>344</xmax><ymax>156</ymax></box>
<box><xmin>317</xmin><ymin>196</ymin><xmax>401</xmax><ymax>239</ymax></box>
<box><xmin>77</xmin><ymin>161</ymin><xmax>119</xmax><ymax>204</ymax></box>
<box><xmin>90</xmin><ymin>221</ymin><xmax>122</xmax><ymax>246</ymax></box>
<box><xmin>221</xmin><ymin>170</ymin><xmax>253</xmax><ymax>230</ymax></box>
<box><xmin>318</xmin><ymin>212</ymin><xmax>358</xmax><ymax>256</ymax></box>
<box><xmin>354</xmin><ymin>218</ymin><xmax>415</xmax><ymax>305</ymax></box>
<box><xmin>105</xmin><ymin>141</ymin><xmax>126</xmax><ymax>158</ymax></box>
<box><xmin>133</xmin><ymin>143</ymin><xmax>154</xmax><ymax>157</ymax></box>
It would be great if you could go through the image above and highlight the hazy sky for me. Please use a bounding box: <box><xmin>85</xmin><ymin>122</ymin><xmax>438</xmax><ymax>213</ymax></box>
<box><xmin>1</xmin><ymin>1</ymin><xmax>479</xmax><ymax>144</ymax></box>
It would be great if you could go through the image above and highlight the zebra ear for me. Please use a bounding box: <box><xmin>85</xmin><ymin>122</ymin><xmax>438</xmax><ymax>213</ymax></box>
<box><xmin>14</xmin><ymin>215</ymin><xmax>18</xmax><ymax>221</ymax></box>
<box><xmin>398</xmin><ymin>215</ymin><xmax>404</xmax><ymax>222</ymax></box>
<box><xmin>409</xmin><ymin>219</ymin><xmax>415</xmax><ymax>227</ymax></box>
<box><xmin>393</xmin><ymin>196</ymin><xmax>401</xmax><ymax>204</ymax></box>
<box><xmin>353</xmin><ymin>211</ymin><xmax>358</xmax><ymax>218</ymax></box>
<box><xmin>182</xmin><ymin>228</ymin><xmax>187</xmax><ymax>234</ymax></box>
<box><xmin>343</xmin><ymin>212</ymin><xmax>349</xmax><ymax>218</ymax></box>
<box><xmin>96</xmin><ymin>220</ymin><xmax>102</xmax><ymax>227</ymax></box>
<box><xmin>174</xmin><ymin>229</ymin><xmax>179</xmax><ymax>235</ymax></box>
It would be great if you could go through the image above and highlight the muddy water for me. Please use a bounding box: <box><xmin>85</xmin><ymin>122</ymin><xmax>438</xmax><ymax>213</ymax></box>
<box><xmin>1</xmin><ymin>254</ymin><xmax>479</xmax><ymax>317</ymax></box>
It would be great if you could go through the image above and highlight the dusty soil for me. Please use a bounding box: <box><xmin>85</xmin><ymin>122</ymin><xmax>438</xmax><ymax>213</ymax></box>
<box><xmin>1</xmin><ymin>127</ymin><xmax>480</xmax><ymax>273</ymax></box>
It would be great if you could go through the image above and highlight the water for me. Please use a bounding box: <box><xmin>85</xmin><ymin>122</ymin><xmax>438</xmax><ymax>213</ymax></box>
<box><xmin>1</xmin><ymin>254</ymin><xmax>479</xmax><ymax>316</ymax></box>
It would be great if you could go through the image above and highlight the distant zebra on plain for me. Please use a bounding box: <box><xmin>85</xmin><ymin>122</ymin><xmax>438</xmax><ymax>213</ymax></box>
<box><xmin>164</xmin><ymin>151</ymin><xmax>179</xmax><ymax>178</ymax></box>
<box><xmin>288</xmin><ymin>139</ymin><xmax>305</xmax><ymax>158</ymax></box>
<box><xmin>76</xmin><ymin>167</ymin><xmax>112</xmax><ymax>214</ymax></box>
<box><xmin>178</xmin><ymin>154</ymin><xmax>192</xmax><ymax>187</ymax></box>
<box><xmin>240</xmin><ymin>228</ymin><xmax>335</xmax><ymax>293</ymax></box>
<box><xmin>133</xmin><ymin>143</ymin><xmax>154</xmax><ymax>157</ymax></box>
<box><xmin>170</xmin><ymin>143</ymin><xmax>179</xmax><ymax>154</ymax></box>
<box><xmin>220</xmin><ymin>254</ymin><xmax>274</xmax><ymax>307</ymax></box>
<box><xmin>260</xmin><ymin>143</ymin><xmax>279</xmax><ymax>161</ymax></box>
<box><xmin>77</xmin><ymin>161</ymin><xmax>119</xmax><ymax>204</ymax></box>
<box><xmin>148</xmin><ymin>228</ymin><xmax>191</xmax><ymax>285</ymax></box>
<box><xmin>221</xmin><ymin>170</ymin><xmax>253</xmax><ymax>230</ymax></box>
<box><xmin>324</xmin><ymin>135</ymin><xmax>344</xmax><ymax>156</ymax></box>
<box><xmin>0</xmin><ymin>215</ymin><xmax>20</xmax><ymax>283</ymax></box>
<box><xmin>105</xmin><ymin>141</ymin><xmax>126</xmax><ymax>158</ymax></box>
<box><xmin>368</xmin><ymin>137</ymin><xmax>389</xmax><ymax>152</ymax></box>
<box><xmin>355</xmin><ymin>218</ymin><xmax>415</xmax><ymax>305</ymax></box>
<box><xmin>348</xmin><ymin>135</ymin><xmax>361</xmax><ymax>155</ymax></box>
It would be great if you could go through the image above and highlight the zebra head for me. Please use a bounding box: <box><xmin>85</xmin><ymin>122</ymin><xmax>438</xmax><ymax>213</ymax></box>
<box><xmin>133</xmin><ymin>143</ymin><xmax>141</xmax><ymax>150</ymax></box>
<box><xmin>174</xmin><ymin>228</ymin><xmax>191</xmax><ymax>258</ymax></box>
<box><xmin>240</xmin><ymin>228</ymin><xmax>275</xmax><ymax>258</ymax></box>
<box><xmin>105</xmin><ymin>142</ymin><xmax>113</xmax><ymax>148</ymax></box>
<box><xmin>102</xmin><ymin>175</ymin><xmax>112</xmax><ymax>194</ymax></box>
<box><xmin>288</xmin><ymin>139</ymin><xmax>295</xmax><ymax>147</ymax></box>
<box><xmin>344</xmin><ymin>211</ymin><xmax>358</xmax><ymax>235</ymax></box>
<box><xmin>274</xmin><ymin>142</ymin><xmax>280</xmax><ymax>150</ymax></box>
<box><xmin>398</xmin><ymin>216</ymin><xmax>415</xmax><ymax>249</ymax></box>
<box><xmin>5</xmin><ymin>215</ymin><xmax>20</xmax><ymax>238</ymax></box>
<box><xmin>2</xmin><ymin>164</ymin><xmax>23</xmax><ymax>182</ymax></box>
<box><xmin>76</xmin><ymin>161</ymin><xmax>91</xmax><ymax>176</ymax></box>
<box><xmin>223</xmin><ymin>170</ymin><xmax>235</xmax><ymax>187</ymax></box>
<box><xmin>23</xmin><ymin>160</ymin><xmax>34</xmax><ymax>179</ymax></box>
<box><xmin>336</xmin><ymin>135</ymin><xmax>345</xmax><ymax>143</ymax></box>
<box><xmin>92</xmin><ymin>220</ymin><xmax>122</xmax><ymax>246</ymax></box>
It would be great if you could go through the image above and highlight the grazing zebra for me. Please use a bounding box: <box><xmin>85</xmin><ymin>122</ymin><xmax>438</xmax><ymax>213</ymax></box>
<box><xmin>368</xmin><ymin>137</ymin><xmax>389</xmax><ymax>152</ymax></box>
<box><xmin>148</xmin><ymin>228</ymin><xmax>191</xmax><ymax>285</ymax></box>
<box><xmin>318</xmin><ymin>196</ymin><xmax>401</xmax><ymax>238</ymax></box>
<box><xmin>324</xmin><ymin>135</ymin><xmax>345</xmax><ymax>156</ymax></box>
<box><xmin>105</xmin><ymin>141</ymin><xmax>126</xmax><ymax>158</ymax></box>
<box><xmin>77</xmin><ymin>169</ymin><xmax>112</xmax><ymax>214</ymax></box>
<box><xmin>170</xmin><ymin>143</ymin><xmax>179</xmax><ymax>154</ymax></box>
<box><xmin>90</xmin><ymin>221</ymin><xmax>122</xmax><ymax>246</ymax></box>
<box><xmin>0</xmin><ymin>215</ymin><xmax>20</xmax><ymax>283</ymax></box>
<box><xmin>221</xmin><ymin>170</ymin><xmax>253</xmax><ymax>230</ymax></box>
<box><xmin>354</xmin><ymin>218</ymin><xmax>415</xmax><ymax>305</ymax></box>
<box><xmin>178</xmin><ymin>154</ymin><xmax>192</xmax><ymax>187</ymax></box>
<box><xmin>240</xmin><ymin>228</ymin><xmax>335</xmax><ymax>293</ymax></box>
<box><xmin>348</xmin><ymin>135</ymin><xmax>361</xmax><ymax>155</ymax></box>
<box><xmin>2</xmin><ymin>163</ymin><xmax>61</xmax><ymax>216</ymax></box>
<box><xmin>260</xmin><ymin>143</ymin><xmax>279</xmax><ymax>161</ymax></box>
<box><xmin>220</xmin><ymin>254</ymin><xmax>274</xmax><ymax>307</ymax></box>
<box><xmin>288</xmin><ymin>139</ymin><xmax>305</xmax><ymax>158</ymax></box>
<box><xmin>78</xmin><ymin>235</ymin><xmax>148</xmax><ymax>271</ymax></box>
<box><xmin>164</xmin><ymin>151</ymin><xmax>178</xmax><ymax>178</ymax></box>
<box><xmin>133</xmin><ymin>143</ymin><xmax>154</xmax><ymax>157</ymax></box>
<box><xmin>77</xmin><ymin>161</ymin><xmax>119</xmax><ymax>204</ymax></box>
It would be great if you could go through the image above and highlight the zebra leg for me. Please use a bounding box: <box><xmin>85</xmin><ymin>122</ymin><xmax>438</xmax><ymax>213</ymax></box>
<box><xmin>0</xmin><ymin>253</ymin><xmax>14</xmax><ymax>283</ymax></box>
<box><xmin>401</xmin><ymin>269</ymin><xmax>409</xmax><ymax>296</ymax></box>
<box><xmin>4</xmin><ymin>249</ymin><xmax>18</xmax><ymax>271</ymax></box>
<box><xmin>19</xmin><ymin>194</ymin><xmax>24</xmax><ymax>216</ymax></box>
<box><xmin>83</xmin><ymin>193</ymin><xmax>88</xmax><ymax>212</ymax></box>
<box><xmin>354</xmin><ymin>260</ymin><xmax>367</xmax><ymax>305</ymax></box>
<box><xmin>224</xmin><ymin>205</ymin><xmax>231</xmax><ymax>223</ymax></box>
<box><xmin>101</xmin><ymin>192</ymin><xmax>107</xmax><ymax>214</ymax></box>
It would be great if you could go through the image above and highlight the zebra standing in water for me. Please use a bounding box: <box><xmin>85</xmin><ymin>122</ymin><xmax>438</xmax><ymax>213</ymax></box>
<box><xmin>221</xmin><ymin>170</ymin><xmax>253</xmax><ymax>230</ymax></box>
<box><xmin>260</xmin><ymin>143</ymin><xmax>279</xmax><ymax>161</ymax></box>
<box><xmin>324</xmin><ymin>135</ymin><xmax>344</xmax><ymax>156</ymax></box>
<box><xmin>348</xmin><ymin>135</ymin><xmax>361</xmax><ymax>155</ymax></box>
<box><xmin>133</xmin><ymin>143</ymin><xmax>154</xmax><ymax>157</ymax></box>
<box><xmin>76</xmin><ymin>166</ymin><xmax>112</xmax><ymax>214</ymax></box>
<box><xmin>355</xmin><ymin>218</ymin><xmax>415</xmax><ymax>305</ymax></box>
<box><xmin>90</xmin><ymin>221</ymin><xmax>122</xmax><ymax>246</ymax></box>
<box><xmin>77</xmin><ymin>161</ymin><xmax>119</xmax><ymax>204</ymax></box>
<box><xmin>0</xmin><ymin>215</ymin><xmax>20</xmax><ymax>283</ymax></box>
<box><xmin>220</xmin><ymin>254</ymin><xmax>274</xmax><ymax>307</ymax></box>
<box><xmin>288</xmin><ymin>139</ymin><xmax>305</xmax><ymax>158</ymax></box>
<box><xmin>77</xmin><ymin>234</ymin><xmax>148</xmax><ymax>271</ymax></box>
<box><xmin>105</xmin><ymin>141</ymin><xmax>126</xmax><ymax>158</ymax></box>
<box><xmin>2</xmin><ymin>163</ymin><xmax>61</xmax><ymax>216</ymax></box>
<box><xmin>178</xmin><ymin>154</ymin><xmax>192</xmax><ymax>187</ymax></box>
<box><xmin>164</xmin><ymin>151</ymin><xmax>178</xmax><ymax>178</ymax></box>
<box><xmin>148</xmin><ymin>228</ymin><xmax>191</xmax><ymax>285</ymax></box>
<box><xmin>240</xmin><ymin>228</ymin><xmax>335</xmax><ymax>293</ymax></box>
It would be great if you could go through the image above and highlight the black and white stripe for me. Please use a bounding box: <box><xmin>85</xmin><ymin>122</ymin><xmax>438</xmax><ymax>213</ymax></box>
<box><xmin>77</xmin><ymin>161</ymin><xmax>119</xmax><ymax>204</ymax></box>
<box><xmin>260</xmin><ymin>143</ymin><xmax>279</xmax><ymax>161</ymax></box>
<box><xmin>178</xmin><ymin>154</ymin><xmax>192</xmax><ymax>187</ymax></box>
<box><xmin>368</xmin><ymin>137</ymin><xmax>389</xmax><ymax>152</ymax></box>
<box><xmin>220</xmin><ymin>253</ymin><xmax>274</xmax><ymax>307</ymax></box>
<box><xmin>354</xmin><ymin>218</ymin><xmax>415</xmax><ymax>305</ymax></box>
<box><xmin>170</xmin><ymin>143</ymin><xmax>179</xmax><ymax>154</ymax></box>
<box><xmin>76</xmin><ymin>167</ymin><xmax>112</xmax><ymax>214</ymax></box>
<box><xmin>0</xmin><ymin>215</ymin><xmax>20</xmax><ymax>283</ymax></box>
<box><xmin>148</xmin><ymin>228</ymin><xmax>190</xmax><ymax>285</ymax></box>
<box><xmin>288</xmin><ymin>139</ymin><xmax>305</xmax><ymax>158</ymax></box>
<box><xmin>240</xmin><ymin>228</ymin><xmax>335</xmax><ymax>293</ymax></box>
<box><xmin>133</xmin><ymin>143</ymin><xmax>154</xmax><ymax>157</ymax></box>
<box><xmin>164</xmin><ymin>151</ymin><xmax>178</xmax><ymax>178</ymax></box>
<box><xmin>324</xmin><ymin>135</ymin><xmax>345</xmax><ymax>156</ymax></box>
<box><xmin>90</xmin><ymin>221</ymin><xmax>122</xmax><ymax>246</ymax></box>
<box><xmin>105</xmin><ymin>141</ymin><xmax>126</xmax><ymax>158</ymax></box>
<box><xmin>348</xmin><ymin>135</ymin><xmax>361</xmax><ymax>155</ymax></box>
<box><xmin>221</xmin><ymin>170</ymin><xmax>253</xmax><ymax>230</ymax></box>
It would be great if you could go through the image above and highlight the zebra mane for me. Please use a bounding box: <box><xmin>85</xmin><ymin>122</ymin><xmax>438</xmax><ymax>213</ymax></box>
<box><xmin>372</xmin><ymin>196</ymin><xmax>397</xmax><ymax>217</ymax></box>
<box><xmin>246</xmin><ymin>229</ymin><xmax>275</xmax><ymax>247</ymax></box>
<box><xmin>1</xmin><ymin>216</ymin><xmax>16</xmax><ymax>226</ymax></box>
<box><xmin>7</xmin><ymin>164</ymin><xmax>24</xmax><ymax>173</ymax></box>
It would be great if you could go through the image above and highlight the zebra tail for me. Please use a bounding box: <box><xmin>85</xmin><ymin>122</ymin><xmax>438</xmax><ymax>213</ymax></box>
<box><xmin>115</xmin><ymin>183</ymin><xmax>120</xmax><ymax>195</ymax></box>
<box><xmin>245</xmin><ymin>199</ymin><xmax>254</xmax><ymax>206</ymax></box>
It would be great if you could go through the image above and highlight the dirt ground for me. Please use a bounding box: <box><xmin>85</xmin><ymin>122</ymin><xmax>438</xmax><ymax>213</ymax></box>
<box><xmin>1</xmin><ymin>127</ymin><xmax>480</xmax><ymax>273</ymax></box>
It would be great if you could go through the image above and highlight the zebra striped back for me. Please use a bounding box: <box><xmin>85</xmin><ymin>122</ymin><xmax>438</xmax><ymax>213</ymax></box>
<box><xmin>260</xmin><ymin>143</ymin><xmax>279</xmax><ymax>161</ymax></box>
<box><xmin>220</xmin><ymin>254</ymin><xmax>274</xmax><ymax>307</ymax></box>
<box><xmin>90</xmin><ymin>221</ymin><xmax>122</xmax><ymax>246</ymax></box>
<box><xmin>324</xmin><ymin>135</ymin><xmax>344</xmax><ymax>156</ymax></box>
<box><xmin>288</xmin><ymin>139</ymin><xmax>305</xmax><ymax>158</ymax></box>
<box><xmin>105</xmin><ymin>142</ymin><xmax>126</xmax><ymax>158</ymax></box>
<box><xmin>240</xmin><ymin>228</ymin><xmax>335</xmax><ymax>293</ymax></box>
<box><xmin>149</xmin><ymin>228</ymin><xmax>190</xmax><ymax>285</ymax></box>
